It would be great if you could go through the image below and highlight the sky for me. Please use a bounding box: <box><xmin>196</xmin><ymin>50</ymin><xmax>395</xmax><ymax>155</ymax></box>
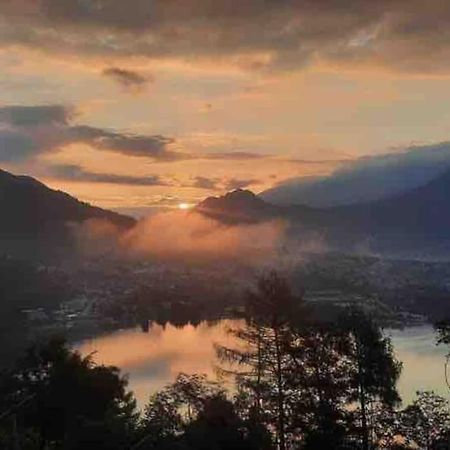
<box><xmin>2</xmin><ymin>0</ymin><xmax>450</xmax><ymax>211</ymax></box>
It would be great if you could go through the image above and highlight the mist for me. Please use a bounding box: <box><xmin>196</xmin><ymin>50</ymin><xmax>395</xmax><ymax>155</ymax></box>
<box><xmin>122</xmin><ymin>210</ymin><xmax>286</xmax><ymax>264</ymax></box>
<box><xmin>72</xmin><ymin>210</ymin><xmax>288</xmax><ymax>265</ymax></box>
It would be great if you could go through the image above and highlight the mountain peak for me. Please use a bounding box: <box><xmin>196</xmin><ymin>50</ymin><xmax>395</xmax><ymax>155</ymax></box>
<box><xmin>223</xmin><ymin>188</ymin><xmax>258</xmax><ymax>200</ymax></box>
<box><xmin>197</xmin><ymin>189</ymin><xmax>262</xmax><ymax>211</ymax></box>
<box><xmin>196</xmin><ymin>189</ymin><xmax>276</xmax><ymax>223</ymax></box>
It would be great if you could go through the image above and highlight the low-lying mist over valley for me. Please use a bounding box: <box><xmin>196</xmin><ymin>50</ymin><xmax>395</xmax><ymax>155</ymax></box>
<box><xmin>2</xmin><ymin>165</ymin><xmax>450</xmax><ymax>370</ymax></box>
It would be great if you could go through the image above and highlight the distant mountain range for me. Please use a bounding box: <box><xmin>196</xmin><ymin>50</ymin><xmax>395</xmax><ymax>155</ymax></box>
<box><xmin>0</xmin><ymin>168</ymin><xmax>135</xmax><ymax>259</ymax></box>
<box><xmin>198</xmin><ymin>168</ymin><xmax>450</xmax><ymax>256</ymax></box>
<box><xmin>3</xmin><ymin>165</ymin><xmax>450</xmax><ymax>260</ymax></box>
<box><xmin>261</xmin><ymin>143</ymin><xmax>450</xmax><ymax>207</ymax></box>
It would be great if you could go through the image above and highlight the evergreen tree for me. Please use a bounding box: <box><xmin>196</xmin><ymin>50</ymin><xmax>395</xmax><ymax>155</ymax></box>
<box><xmin>0</xmin><ymin>338</ymin><xmax>138</xmax><ymax>450</ymax></box>
<box><xmin>216</xmin><ymin>271</ymin><xmax>304</xmax><ymax>449</ymax></box>
<box><xmin>342</xmin><ymin>309</ymin><xmax>402</xmax><ymax>450</ymax></box>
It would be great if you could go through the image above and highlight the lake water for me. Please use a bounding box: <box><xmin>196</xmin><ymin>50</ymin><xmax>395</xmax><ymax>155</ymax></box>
<box><xmin>76</xmin><ymin>321</ymin><xmax>449</xmax><ymax>409</ymax></box>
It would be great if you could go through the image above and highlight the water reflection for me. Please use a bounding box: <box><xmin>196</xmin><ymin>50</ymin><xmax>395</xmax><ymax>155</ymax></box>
<box><xmin>387</xmin><ymin>325</ymin><xmax>449</xmax><ymax>404</ymax></box>
<box><xmin>76</xmin><ymin>320</ymin><xmax>241</xmax><ymax>407</ymax></box>
<box><xmin>76</xmin><ymin>321</ymin><xmax>449</xmax><ymax>408</ymax></box>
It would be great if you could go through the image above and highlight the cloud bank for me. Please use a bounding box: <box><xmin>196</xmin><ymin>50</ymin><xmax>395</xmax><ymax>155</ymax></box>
<box><xmin>262</xmin><ymin>142</ymin><xmax>450</xmax><ymax>207</ymax></box>
<box><xmin>0</xmin><ymin>104</ymin><xmax>265</xmax><ymax>167</ymax></box>
<box><xmin>2</xmin><ymin>1</ymin><xmax>450</xmax><ymax>74</ymax></box>
<box><xmin>50</xmin><ymin>164</ymin><xmax>170</xmax><ymax>186</ymax></box>
<box><xmin>0</xmin><ymin>104</ymin><xmax>181</xmax><ymax>162</ymax></box>
<box><xmin>74</xmin><ymin>210</ymin><xmax>286</xmax><ymax>264</ymax></box>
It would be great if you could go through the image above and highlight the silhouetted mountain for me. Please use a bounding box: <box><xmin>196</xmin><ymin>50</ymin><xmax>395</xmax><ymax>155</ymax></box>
<box><xmin>197</xmin><ymin>170</ymin><xmax>450</xmax><ymax>256</ymax></box>
<box><xmin>332</xmin><ymin>168</ymin><xmax>450</xmax><ymax>245</ymax></box>
<box><xmin>196</xmin><ymin>189</ymin><xmax>279</xmax><ymax>223</ymax></box>
<box><xmin>0</xmin><ymin>168</ymin><xmax>135</xmax><ymax>258</ymax></box>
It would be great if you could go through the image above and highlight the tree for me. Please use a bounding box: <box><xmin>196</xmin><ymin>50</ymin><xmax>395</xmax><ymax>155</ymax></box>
<box><xmin>216</xmin><ymin>271</ymin><xmax>306</xmax><ymax>450</ymax></box>
<box><xmin>435</xmin><ymin>320</ymin><xmax>450</xmax><ymax>390</ymax></box>
<box><xmin>342</xmin><ymin>309</ymin><xmax>402</xmax><ymax>450</ymax></box>
<box><xmin>141</xmin><ymin>374</ymin><xmax>271</xmax><ymax>450</ymax></box>
<box><xmin>141</xmin><ymin>373</ymin><xmax>224</xmax><ymax>448</ymax></box>
<box><xmin>398</xmin><ymin>391</ymin><xmax>450</xmax><ymax>449</ymax></box>
<box><xmin>183</xmin><ymin>395</ymin><xmax>267</xmax><ymax>450</ymax></box>
<box><xmin>284</xmin><ymin>323</ymin><xmax>354</xmax><ymax>449</ymax></box>
<box><xmin>0</xmin><ymin>337</ymin><xmax>138</xmax><ymax>450</ymax></box>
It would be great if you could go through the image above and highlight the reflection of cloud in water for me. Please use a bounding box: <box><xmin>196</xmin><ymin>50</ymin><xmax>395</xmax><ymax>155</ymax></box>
<box><xmin>126</xmin><ymin>356</ymin><xmax>172</xmax><ymax>378</ymax></box>
<box><xmin>76</xmin><ymin>322</ymin><xmax>448</xmax><ymax>408</ymax></box>
<box><xmin>75</xmin><ymin>320</ymin><xmax>241</xmax><ymax>407</ymax></box>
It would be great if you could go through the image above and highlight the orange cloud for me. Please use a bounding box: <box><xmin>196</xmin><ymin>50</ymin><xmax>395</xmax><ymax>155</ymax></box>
<box><xmin>122</xmin><ymin>210</ymin><xmax>286</xmax><ymax>263</ymax></box>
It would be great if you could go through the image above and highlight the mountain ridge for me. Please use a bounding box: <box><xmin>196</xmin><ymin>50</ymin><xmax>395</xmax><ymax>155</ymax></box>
<box><xmin>197</xmin><ymin>170</ymin><xmax>450</xmax><ymax>256</ymax></box>
<box><xmin>0</xmin><ymin>168</ymin><xmax>136</xmax><ymax>258</ymax></box>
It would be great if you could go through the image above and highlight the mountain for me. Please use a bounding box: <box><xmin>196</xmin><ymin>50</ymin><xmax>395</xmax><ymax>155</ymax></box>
<box><xmin>198</xmin><ymin>170</ymin><xmax>450</xmax><ymax>256</ymax></box>
<box><xmin>261</xmin><ymin>143</ymin><xmax>450</xmax><ymax>207</ymax></box>
<box><xmin>196</xmin><ymin>188</ymin><xmax>324</xmax><ymax>225</ymax></box>
<box><xmin>196</xmin><ymin>189</ymin><xmax>279</xmax><ymax>223</ymax></box>
<box><xmin>335</xmin><ymin>168</ymin><xmax>450</xmax><ymax>238</ymax></box>
<box><xmin>0</xmin><ymin>168</ymin><xmax>135</xmax><ymax>258</ymax></box>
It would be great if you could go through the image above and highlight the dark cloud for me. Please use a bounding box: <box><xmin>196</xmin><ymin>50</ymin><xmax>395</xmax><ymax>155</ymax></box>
<box><xmin>0</xmin><ymin>104</ymin><xmax>184</xmax><ymax>162</ymax></box>
<box><xmin>49</xmin><ymin>164</ymin><xmax>170</xmax><ymax>186</ymax></box>
<box><xmin>201</xmin><ymin>151</ymin><xmax>268</xmax><ymax>160</ymax></box>
<box><xmin>0</xmin><ymin>105</ymin><xmax>72</xmax><ymax>126</ymax></box>
<box><xmin>184</xmin><ymin>175</ymin><xmax>260</xmax><ymax>191</ymax></box>
<box><xmin>97</xmin><ymin>134</ymin><xmax>175</xmax><ymax>159</ymax></box>
<box><xmin>102</xmin><ymin>67</ymin><xmax>153</xmax><ymax>91</ymax></box>
<box><xmin>190</xmin><ymin>176</ymin><xmax>220</xmax><ymax>190</ymax></box>
<box><xmin>0</xmin><ymin>129</ymin><xmax>37</xmax><ymax>162</ymax></box>
<box><xmin>0</xmin><ymin>105</ymin><xmax>74</xmax><ymax>161</ymax></box>
<box><xmin>0</xmin><ymin>104</ymin><xmax>268</xmax><ymax>163</ymax></box>
<box><xmin>224</xmin><ymin>177</ymin><xmax>259</xmax><ymax>191</ymax></box>
<box><xmin>2</xmin><ymin>1</ymin><xmax>450</xmax><ymax>73</ymax></box>
<box><xmin>70</xmin><ymin>126</ymin><xmax>180</xmax><ymax>160</ymax></box>
<box><xmin>287</xmin><ymin>158</ymin><xmax>349</xmax><ymax>166</ymax></box>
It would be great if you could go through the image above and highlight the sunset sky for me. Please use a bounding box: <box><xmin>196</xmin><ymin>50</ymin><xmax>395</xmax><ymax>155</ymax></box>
<box><xmin>2</xmin><ymin>1</ymin><xmax>450</xmax><ymax>211</ymax></box>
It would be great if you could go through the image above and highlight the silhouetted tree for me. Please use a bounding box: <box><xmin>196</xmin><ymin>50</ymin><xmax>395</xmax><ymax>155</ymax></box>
<box><xmin>0</xmin><ymin>337</ymin><xmax>138</xmax><ymax>450</ymax></box>
<box><xmin>284</xmin><ymin>323</ymin><xmax>353</xmax><ymax>449</ymax></box>
<box><xmin>183</xmin><ymin>395</ymin><xmax>265</xmax><ymax>450</ymax></box>
<box><xmin>342</xmin><ymin>309</ymin><xmax>402</xmax><ymax>450</ymax></box>
<box><xmin>141</xmin><ymin>374</ymin><xmax>271</xmax><ymax>450</ymax></box>
<box><xmin>435</xmin><ymin>320</ymin><xmax>450</xmax><ymax>390</ymax></box>
<box><xmin>141</xmin><ymin>373</ymin><xmax>224</xmax><ymax>448</ymax></box>
<box><xmin>217</xmin><ymin>271</ymin><xmax>306</xmax><ymax>449</ymax></box>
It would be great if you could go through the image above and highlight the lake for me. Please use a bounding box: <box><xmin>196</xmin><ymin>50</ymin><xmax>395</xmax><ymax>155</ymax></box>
<box><xmin>76</xmin><ymin>321</ymin><xmax>449</xmax><ymax>409</ymax></box>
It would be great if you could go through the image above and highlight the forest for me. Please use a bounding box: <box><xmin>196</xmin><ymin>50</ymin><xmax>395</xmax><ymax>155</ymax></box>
<box><xmin>0</xmin><ymin>272</ymin><xmax>449</xmax><ymax>450</ymax></box>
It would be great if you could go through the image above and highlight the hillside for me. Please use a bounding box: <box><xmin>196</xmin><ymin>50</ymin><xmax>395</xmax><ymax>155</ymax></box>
<box><xmin>0</xmin><ymin>168</ymin><xmax>135</xmax><ymax>258</ymax></box>
<box><xmin>197</xmin><ymin>170</ymin><xmax>450</xmax><ymax>256</ymax></box>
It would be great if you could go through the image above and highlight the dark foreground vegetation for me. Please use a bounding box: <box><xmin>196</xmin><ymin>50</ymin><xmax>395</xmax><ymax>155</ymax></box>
<box><xmin>1</xmin><ymin>273</ymin><xmax>449</xmax><ymax>450</ymax></box>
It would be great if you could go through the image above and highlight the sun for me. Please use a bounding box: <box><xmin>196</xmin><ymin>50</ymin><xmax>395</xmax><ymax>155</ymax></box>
<box><xmin>178</xmin><ymin>203</ymin><xmax>191</xmax><ymax>210</ymax></box>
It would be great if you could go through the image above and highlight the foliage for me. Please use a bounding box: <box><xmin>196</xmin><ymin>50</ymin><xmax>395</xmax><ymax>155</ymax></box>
<box><xmin>140</xmin><ymin>374</ymin><xmax>271</xmax><ymax>450</ymax></box>
<box><xmin>435</xmin><ymin>320</ymin><xmax>450</xmax><ymax>390</ymax></box>
<box><xmin>0</xmin><ymin>274</ymin><xmax>449</xmax><ymax>450</ymax></box>
<box><xmin>142</xmin><ymin>373</ymin><xmax>224</xmax><ymax>446</ymax></box>
<box><xmin>399</xmin><ymin>391</ymin><xmax>450</xmax><ymax>449</ymax></box>
<box><xmin>341</xmin><ymin>308</ymin><xmax>402</xmax><ymax>449</ymax></box>
<box><xmin>217</xmin><ymin>273</ymin><xmax>403</xmax><ymax>450</ymax></box>
<box><xmin>0</xmin><ymin>337</ymin><xmax>138</xmax><ymax>450</ymax></box>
